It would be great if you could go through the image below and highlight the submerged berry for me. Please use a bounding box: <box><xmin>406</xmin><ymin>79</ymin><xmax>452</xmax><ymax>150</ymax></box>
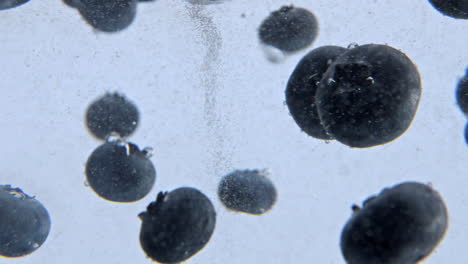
<box><xmin>341</xmin><ymin>182</ymin><xmax>448</xmax><ymax>264</ymax></box>
<box><xmin>316</xmin><ymin>44</ymin><xmax>421</xmax><ymax>148</ymax></box>
<box><xmin>0</xmin><ymin>185</ymin><xmax>51</xmax><ymax>258</ymax></box>
<box><xmin>0</xmin><ymin>0</ymin><xmax>29</xmax><ymax>10</ymax></box>
<box><xmin>428</xmin><ymin>0</ymin><xmax>468</xmax><ymax>19</ymax></box>
<box><xmin>139</xmin><ymin>187</ymin><xmax>216</xmax><ymax>263</ymax></box>
<box><xmin>218</xmin><ymin>169</ymin><xmax>277</xmax><ymax>215</ymax></box>
<box><xmin>85</xmin><ymin>140</ymin><xmax>156</xmax><ymax>202</ymax></box>
<box><xmin>286</xmin><ymin>45</ymin><xmax>348</xmax><ymax>140</ymax></box>
<box><xmin>258</xmin><ymin>5</ymin><xmax>318</xmax><ymax>53</ymax></box>
<box><xmin>86</xmin><ymin>92</ymin><xmax>139</xmax><ymax>140</ymax></box>
<box><xmin>67</xmin><ymin>0</ymin><xmax>137</xmax><ymax>32</ymax></box>
<box><xmin>456</xmin><ymin>69</ymin><xmax>468</xmax><ymax>116</ymax></box>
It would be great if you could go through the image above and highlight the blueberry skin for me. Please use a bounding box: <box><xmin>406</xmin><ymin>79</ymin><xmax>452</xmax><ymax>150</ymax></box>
<box><xmin>428</xmin><ymin>0</ymin><xmax>468</xmax><ymax>19</ymax></box>
<box><xmin>0</xmin><ymin>185</ymin><xmax>51</xmax><ymax>258</ymax></box>
<box><xmin>85</xmin><ymin>141</ymin><xmax>156</xmax><ymax>202</ymax></box>
<box><xmin>0</xmin><ymin>0</ymin><xmax>29</xmax><ymax>10</ymax></box>
<box><xmin>286</xmin><ymin>46</ymin><xmax>348</xmax><ymax>140</ymax></box>
<box><xmin>218</xmin><ymin>169</ymin><xmax>277</xmax><ymax>215</ymax></box>
<box><xmin>69</xmin><ymin>0</ymin><xmax>137</xmax><ymax>32</ymax></box>
<box><xmin>341</xmin><ymin>182</ymin><xmax>448</xmax><ymax>264</ymax></box>
<box><xmin>258</xmin><ymin>6</ymin><xmax>318</xmax><ymax>53</ymax></box>
<box><xmin>86</xmin><ymin>93</ymin><xmax>139</xmax><ymax>140</ymax></box>
<box><xmin>456</xmin><ymin>69</ymin><xmax>468</xmax><ymax>116</ymax></box>
<box><xmin>316</xmin><ymin>44</ymin><xmax>421</xmax><ymax>148</ymax></box>
<box><xmin>139</xmin><ymin>188</ymin><xmax>216</xmax><ymax>264</ymax></box>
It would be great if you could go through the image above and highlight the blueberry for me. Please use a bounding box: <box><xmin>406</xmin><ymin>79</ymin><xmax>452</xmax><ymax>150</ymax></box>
<box><xmin>86</xmin><ymin>93</ymin><xmax>139</xmax><ymax>140</ymax></box>
<box><xmin>0</xmin><ymin>185</ymin><xmax>51</xmax><ymax>258</ymax></box>
<box><xmin>464</xmin><ymin>122</ymin><xmax>468</xmax><ymax>145</ymax></box>
<box><xmin>316</xmin><ymin>44</ymin><xmax>421</xmax><ymax>148</ymax></box>
<box><xmin>0</xmin><ymin>0</ymin><xmax>29</xmax><ymax>10</ymax></box>
<box><xmin>286</xmin><ymin>46</ymin><xmax>348</xmax><ymax>140</ymax></box>
<box><xmin>428</xmin><ymin>0</ymin><xmax>468</xmax><ymax>19</ymax></box>
<box><xmin>340</xmin><ymin>182</ymin><xmax>448</xmax><ymax>264</ymax></box>
<box><xmin>139</xmin><ymin>187</ymin><xmax>216</xmax><ymax>263</ymax></box>
<box><xmin>258</xmin><ymin>5</ymin><xmax>318</xmax><ymax>53</ymax></box>
<box><xmin>218</xmin><ymin>169</ymin><xmax>277</xmax><ymax>215</ymax></box>
<box><xmin>456</xmin><ymin>69</ymin><xmax>468</xmax><ymax>116</ymax></box>
<box><xmin>85</xmin><ymin>140</ymin><xmax>156</xmax><ymax>202</ymax></box>
<box><xmin>68</xmin><ymin>0</ymin><xmax>137</xmax><ymax>32</ymax></box>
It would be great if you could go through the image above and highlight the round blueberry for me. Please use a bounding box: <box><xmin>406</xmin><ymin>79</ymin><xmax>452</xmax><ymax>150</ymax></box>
<box><xmin>316</xmin><ymin>44</ymin><xmax>421</xmax><ymax>148</ymax></box>
<box><xmin>0</xmin><ymin>185</ymin><xmax>51</xmax><ymax>258</ymax></box>
<box><xmin>139</xmin><ymin>187</ymin><xmax>216</xmax><ymax>264</ymax></box>
<box><xmin>0</xmin><ymin>0</ymin><xmax>29</xmax><ymax>10</ymax></box>
<box><xmin>258</xmin><ymin>5</ymin><xmax>318</xmax><ymax>53</ymax></box>
<box><xmin>286</xmin><ymin>45</ymin><xmax>348</xmax><ymax>140</ymax></box>
<box><xmin>71</xmin><ymin>0</ymin><xmax>137</xmax><ymax>32</ymax></box>
<box><xmin>428</xmin><ymin>0</ymin><xmax>468</xmax><ymax>19</ymax></box>
<box><xmin>85</xmin><ymin>93</ymin><xmax>139</xmax><ymax>140</ymax></box>
<box><xmin>85</xmin><ymin>140</ymin><xmax>156</xmax><ymax>202</ymax></box>
<box><xmin>456</xmin><ymin>69</ymin><xmax>468</xmax><ymax>116</ymax></box>
<box><xmin>218</xmin><ymin>169</ymin><xmax>277</xmax><ymax>215</ymax></box>
<box><xmin>341</xmin><ymin>182</ymin><xmax>448</xmax><ymax>264</ymax></box>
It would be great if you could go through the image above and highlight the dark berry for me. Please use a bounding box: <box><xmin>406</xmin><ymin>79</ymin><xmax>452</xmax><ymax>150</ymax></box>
<box><xmin>456</xmin><ymin>69</ymin><xmax>468</xmax><ymax>116</ymax></box>
<box><xmin>0</xmin><ymin>0</ymin><xmax>29</xmax><ymax>10</ymax></box>
<box><xmin>428</xmin><ymin>0</ymin><xmax>468</xmax><ymax>19</ymax></box>
<box><xmin>218</xmin><ymin>169</ymin><xmax>277</xmax><ymax>215</ymax></box>
<box><xmin>258</xmin><ymin>6</ymin><xmax>318</xmax><ymax>53</ymax></box>
<box><xmin>316</xmin><ymin>44</ymin><xmax>421</xmax><ymax>148</ymax></box>
<box><xmin>286</xmin><ymin>45</ymin><xmax>348</xmax><ymax>140</ymax></box>
<box><xmin>68</xmin><ymin>0</ymin><xmax>137</xmax><ymax>32</ymax></box>
<box><xmin>85</xmin><ymin>140</ymin><xmax>156</xmax><ymax>202</ymax></box>
<box><xmin>86</xmin><ymin>93</ymin><xmax>139</xmax><ymax>140</ymax></box>
<box><xmin>139</xmin><ymin>187</ymin><xmax>216</xmax><ymax>263</ymax></box>
<box><xmin>341</xmin><ymin>182</ymin><xmax>448</xmax><ymax>264</ymax></box>
<box><xmin>0</xmin><ymin>185</ymin><xmax>51</xmax><ymax>258</ymax></box>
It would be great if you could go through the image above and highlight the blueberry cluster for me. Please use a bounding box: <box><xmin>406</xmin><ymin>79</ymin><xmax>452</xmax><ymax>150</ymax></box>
<box><xmin>1</xmin><ymin>0</ymin><xmax>465</xmax><ymax>264</ymax></box>
<box><xmin>286</xmin><ymin>44</ymin><xmax>422</xmax><ymax>148</ymax></box>
<box><xmin>84</xmin><ymin>93</ymin><xmax>156</xmax><ymax>203</ymax></box>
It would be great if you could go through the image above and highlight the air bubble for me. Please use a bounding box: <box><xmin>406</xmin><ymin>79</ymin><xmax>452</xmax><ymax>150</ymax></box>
<box><xmin>142</xmin><ymin>147</ymin><xmax>154</xmax><ymax>158</ymax></box>
<box><xmin>261</xmin><ymin>44</ymin><xmax>286</xmax><ymax>63</ymax></box>
<box><xmin>347</xmin><ymin>42</ymin><xmax>359</xmax><ymax>49</ymax></box>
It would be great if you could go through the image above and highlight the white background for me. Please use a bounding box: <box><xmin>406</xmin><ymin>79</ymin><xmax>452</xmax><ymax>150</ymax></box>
<box><xmin>0</xmin><ymin>0</ymin><xmax>466</xmax><ymax>263</ymax></box>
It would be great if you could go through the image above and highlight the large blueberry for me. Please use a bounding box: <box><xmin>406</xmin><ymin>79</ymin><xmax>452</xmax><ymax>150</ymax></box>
<box><xmin>258</xmin><ymin>6</ymin><xmax>318</xmax><ymax>53</ymax></box>
<box><xmin>218</xmin><ymin>169</ymin><xmax>277</xmax><ymax>215</ymax></box>
<box><xmin>85</xmin><ymin>93</ymin><xmax>139</xmax><ymax>140</ymax></box>
<box><xmin>286</xmin><ymin>45</ymin><xmax>348</xmax><ymax>140</ymax></box>
<box><xmin>341</xmin><ymin>182</ymin><xmax>448</xmax><ymax>264</ymax></box>
<box><xmin>0</xmin><ymin>0</ymin><xmax>29</xmax><ymax>10</ymax></box>
<box><xmin>456</xmin><ymin>69</ymin><xmax>468</xmax><ymax>116</ymax></box>
<box><xmin>316</xmin><ymin>44</ymin><xmax>421</xmax><ymax>148</ymax></box>
<box><xmin>85</xmin><ymin>141</ymin><xmax>156</xmax><ymax>202</ymax></box>
<box><xmin>0</xmin><ymin>185</ymin><xmax>51</xmax><ymax>258</ymax></box>
<box><xmin>428</xmin><ymin>0</ymin><xmax>468</xmax><ymax>19</ymax></box>
<box><xmin>139</xmin><ymin>187</ymin><xmax>216</xmax><ymax>263</ymax></box>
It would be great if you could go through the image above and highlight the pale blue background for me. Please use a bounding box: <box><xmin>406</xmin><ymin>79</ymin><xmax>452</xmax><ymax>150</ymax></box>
<box><xmin>0</xmin><ymin>0</ymin><xmax>466</xmax><ymax>263</ymax></box>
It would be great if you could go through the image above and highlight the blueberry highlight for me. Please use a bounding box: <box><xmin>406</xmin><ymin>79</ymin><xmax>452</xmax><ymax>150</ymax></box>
<box><xmin>258</xmin><ymin>5</ymin><xmax>318</xmax><ymax>53</ymax></box>
<box><xmin>0</xmin><ymin>185</ymin><xmax>51</xmax><ymax>258</ymax></box>
<box><xmin>316</xmin><ymin>44</ymin><xmax>421</xmax><ymax>148</ymax></box>
<box><xmin>340</xmin><ymin>182</ymin><xmax>448</xmax><ymax>264</ymax></box>
<box><xmin>286</xmin><ymin>45</ymin><xmax>348</xmax><ymax>140</ymax></box>
<box><xmin>218</xmin><ymin>169</ymin><xmax>277</xmax><ymax>215</ymax></box>
<box><xmin>0</xmin><ymin>0</ymin><xmax>29</xmax><ymax>10</ymax></box>
<box><xmin>428</xmin><ymin>0</ymin><xmax>468</xmax><ymax>19</ymax></box>
<box><xmin>86</xmin><ymin>92</ymin><xmax>139</xmax><ymax>140</ymax></box>
<box><xmin>85</xmin><ymin>140</ymin><xmax>156</xmax><ymax>202</ymax></box>
<box><xmin>139</xmin><ymin>187</ymin><xmax>216</xmax><ymax>263</ymax></box>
